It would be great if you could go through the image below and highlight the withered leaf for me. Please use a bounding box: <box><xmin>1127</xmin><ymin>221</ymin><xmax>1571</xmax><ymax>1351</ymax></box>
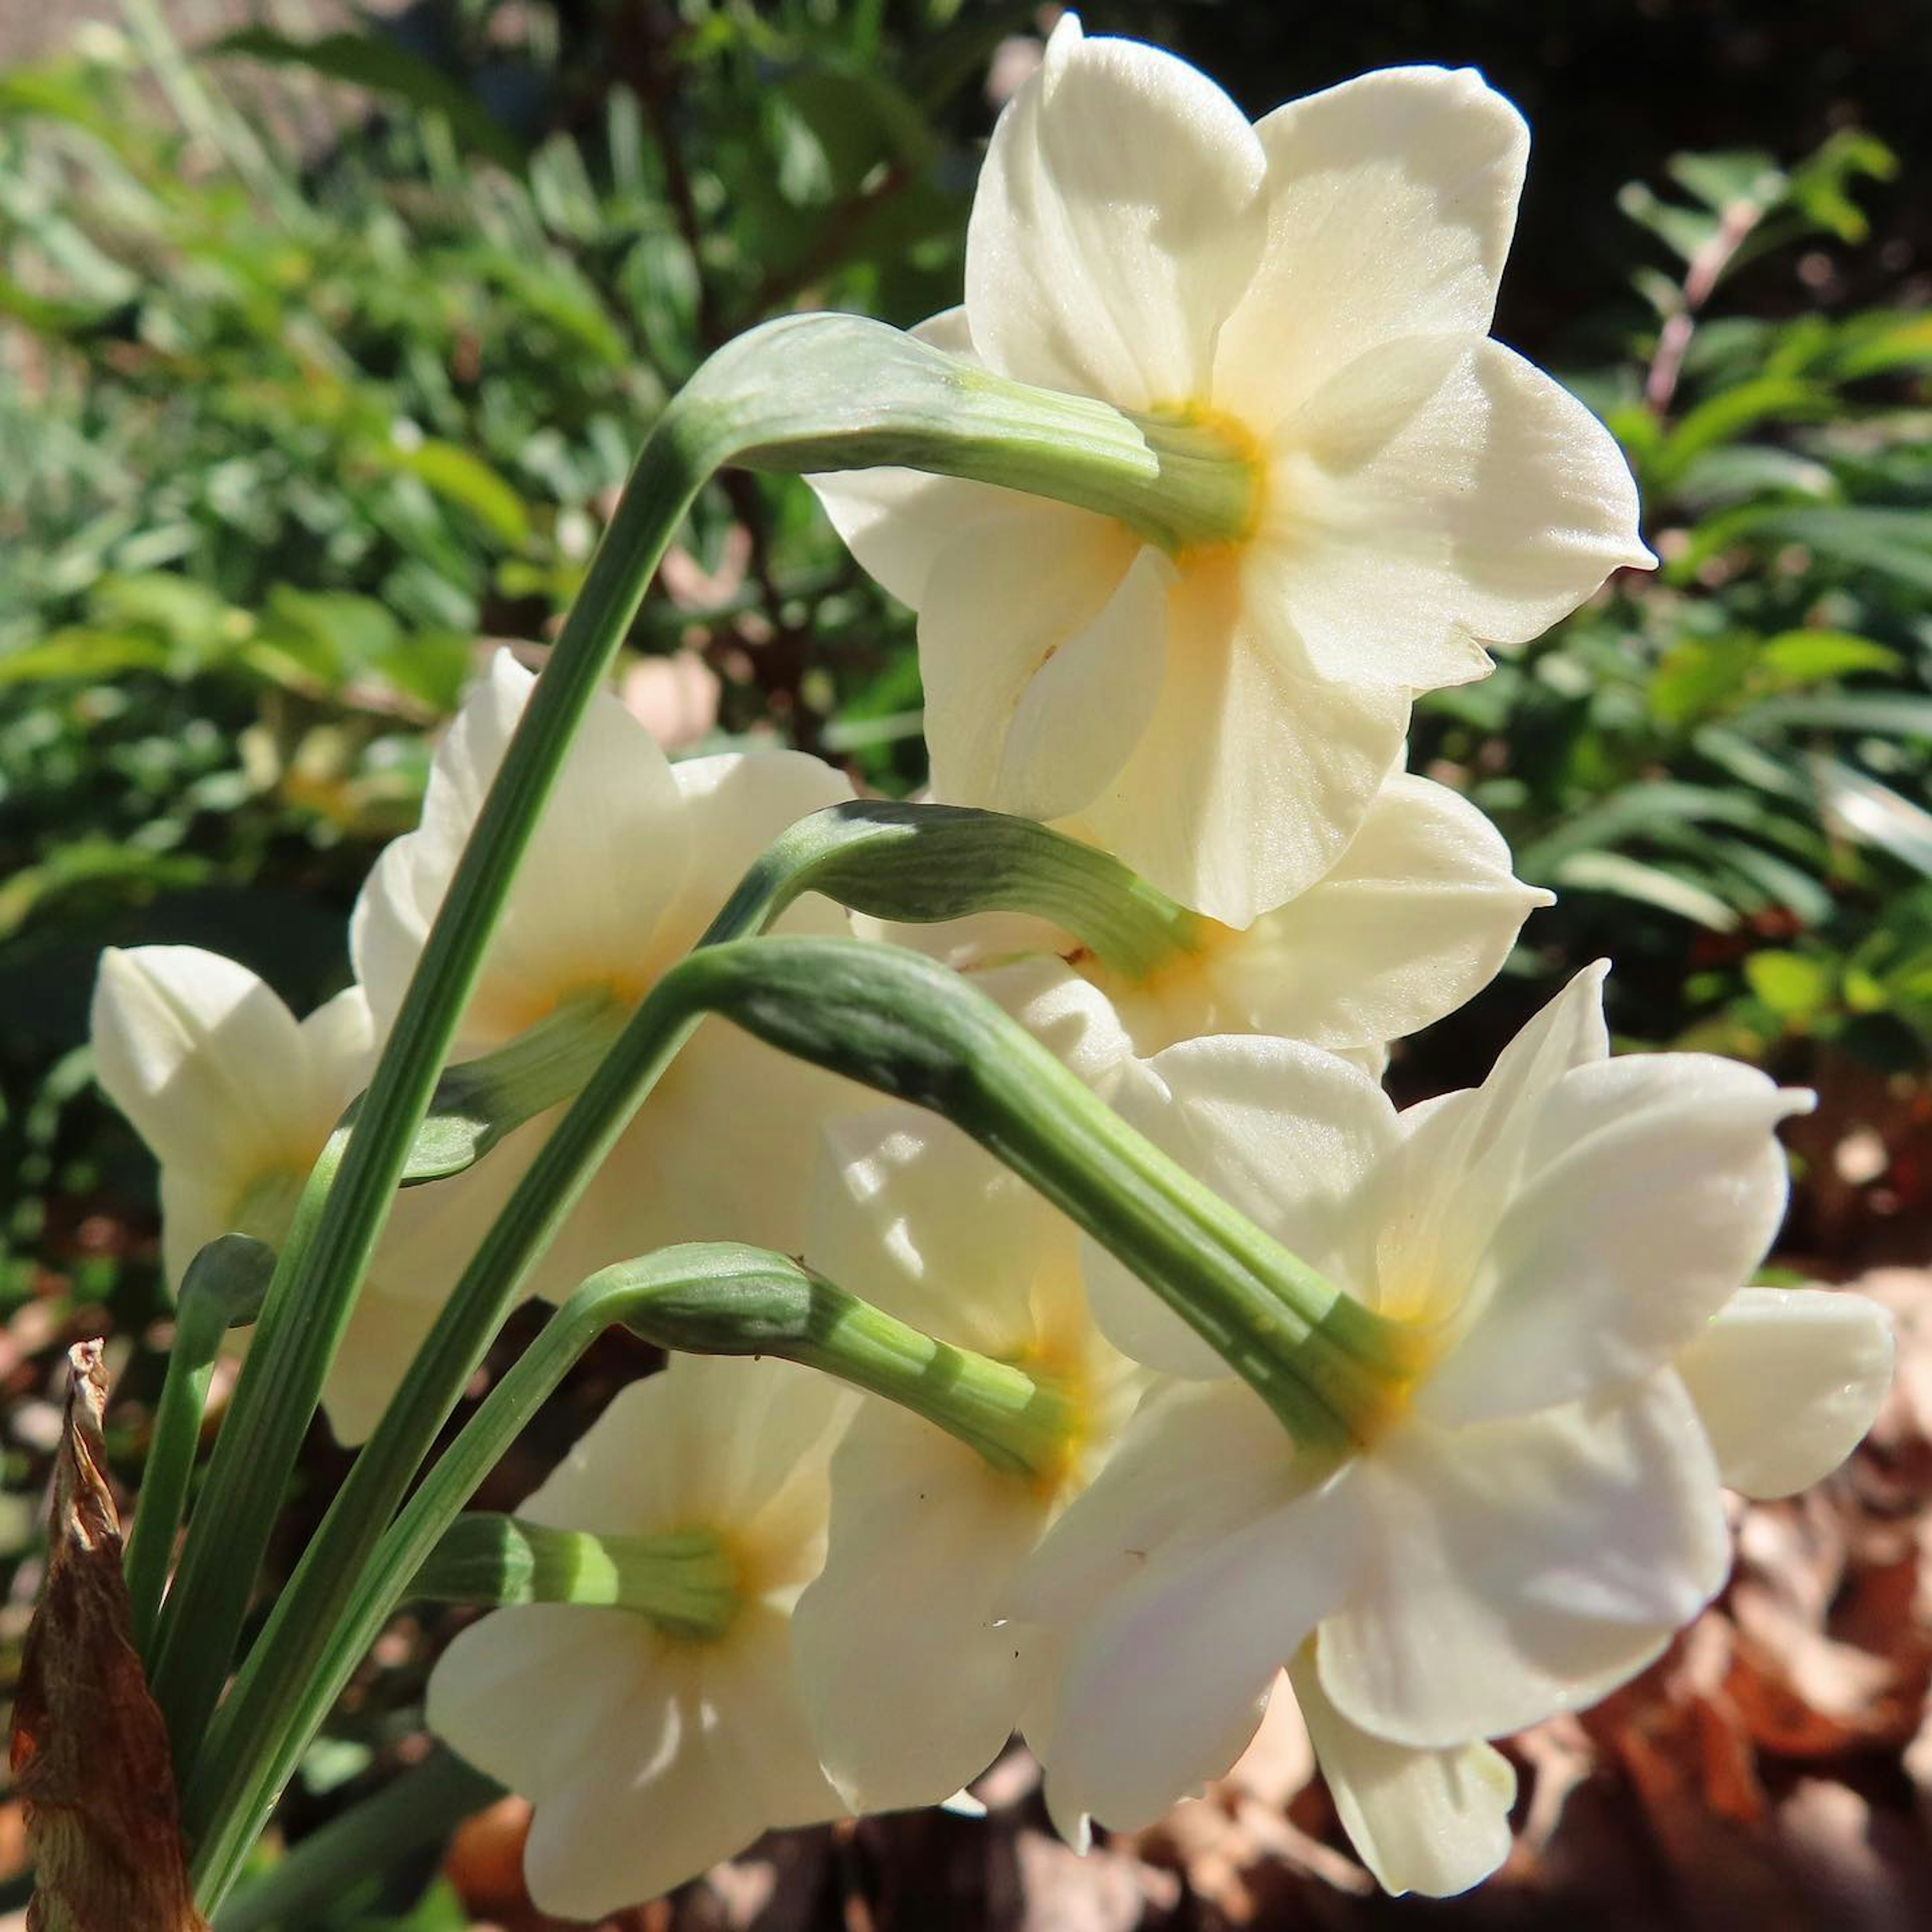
<box><xmin>10</xmin><ymin>1342</ymin><xmax>208</xmax><ymax>1932</ymax></box>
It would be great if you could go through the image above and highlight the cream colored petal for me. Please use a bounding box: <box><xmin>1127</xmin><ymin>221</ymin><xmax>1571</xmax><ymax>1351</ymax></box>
<box><xmin>1010</xmin><ymin>1379</ymin><xmax>1299</xmax><ymax>1636</ymax></box>
<box><xmin>693</xmin><ymin>1603</ymin><xmax>847</xmax><ymax>1832</ymax></box>
<box><xmin>1086</xmin><ymin>1037</ymin><xmax>1394</xmax><ymax>1377</ymax></box>
<box><xmin>808</xmin><ymin>309</ymin><xmax>1029</xmax><ymax>609</ymax></box>
<box><xmin>919</xmin><ymin>511</ymin><xmax>1158</xmax><ymax>825</ymax></box>
<box><xmin>1370</xmin><ymin>960</ymin><xmax>1609</xmax><ymax>1319</ymax></box>
<box><xmin>1267</xmin><ymin>334</ymin><xmax>1651</xmax><ymax>691</ymax></box>
<box><xmin>298</xmin><ymin>983</ymin><xmax>378</xmax><ymax>1085</ymax></box>
<box><xmin>810</xmin><ymin>1107</ymin><xmax>1065</xmax><ymax>1358</ymax></box>
<box><xmin>1215</xmin><ymin>67</ymin><xmax>1527</xmax><ymax>430</ymax></box>
<box><xmin>513</xmin><ymin>1611</ymin><xmax>837</xmax><ymax>1916</ymax></box>
<box><xmin>965</xmin><ymin>955</ymin><xmax>1140</xmax><ymax>1094</ymax></box>
<box><xmin>965</xmin><ymin>16</ymin><xmax>1266</xmax><ymax>411</ymax></box>
<box><xmin>1076</xmin><ymin>559</ymin><xmax>1411</xmax><ymax>925</ymax></box>
<box><xmin>570</xmin><ymin>1019</ymin><xmax>860</xmax><ymax>1283</ymax></box>
<box><xmin>1676</xmin><ymin>1286</ymin><xmax>1894</xmax><ymax>1498</ymax></box>
<box><xmin>521</xmin><ymin>1357</ymin><xmax>846</xmax><ymax>1563</ymax></box>
<box><xmin>91</xmin><ymin>946</ymin><xmax>316</xmax><ymax>1183</ymax></box>
<box><xmin>1198</xmin><ymin>772</ymin><xmax>1546</xmax><ymax>1053</ymax></box>
<box><xmin>1421</xmin><ymin>1054</ymin><xmax>1808</xmax><ymax>1427</ymax></box>
<box><xmin>320</xmin><ymin>1279</ymin><xmax>446</xmax><ymax>1447</ymax></box>
<box><xmin>1318</xmin><ymin>1379</ymin><xmax>1730</xmax><ymax>1749</ymax></box>
<box><xmin>1037</xmin><ymin>1473</ymin><xmax>1355</xmax><ymax>1835</ymax></box>
<box><xmin>351</xmin><ymin>651</ymin><xmax>693</xmax><ymax>1044</ymax></box>
<box><xmin>1287</xmin><ymin>1647</ymin><xmax>1514</xmax><ymax>1899</ymax></box>
<box><xmin>794</xmin><ymin>1402</ymin><xmax>1045</xmax><ymax>1812</ymax></box>
<box><xmin>428</xmin><ymin>1604</ymin><xmax>664</xmax><ymax>1813</ymax></box>
<box><xmin>659</xmin><ymin>748</ymin><xmax>854</xmax><ymax>949</ymax></box>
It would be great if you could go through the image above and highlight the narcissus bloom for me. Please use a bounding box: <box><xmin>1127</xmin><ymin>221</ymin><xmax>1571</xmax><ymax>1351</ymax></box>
<box><xmin>1012</xmin><ymin>968</ymin><xmax>1891</xmax><ymax>1871</ymax></box>
<box><xmin>904</xmin><ymin>770</ymin><xmax>1548</xmax><ymax>1069</ymax></box>
<box><xmin>352</xmin><ymin>651</ymin><xmax>858</xmax><ymax>1296</ymax></box>
<box><xmin>88</xmin><ymin>946</ymin><xmax>492</xmax><ymax>1440</ymax></box>
<box><xmin>427</xmin><ymin>1357</ymin><xmax>852</xmax><ymax>1915</ymax></box>
<box><xmin>815</xmin><ymin>17</ymin><xmax>1650</xmax><ymax>925</ymax></box>
<box><xmin>791</xmin><ymin>1108</ymin><xmax>1151</xmax><ymax>1813</ymax></box>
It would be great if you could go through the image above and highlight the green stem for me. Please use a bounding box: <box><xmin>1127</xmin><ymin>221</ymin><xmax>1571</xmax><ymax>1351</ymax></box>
<box><xmin>124</xmin><ymin>1235</ymin><xmax>275</xmax><ymax>1661</ymax></box>
<box><xmin>671</xmin><ymin>937</ymin><xmax>1413</xmax><ymax>1435</ymax></box>
<box><xmin>412</xmin><ymin>1518</ymin><xmax>740</xmax><ymax>1635</ymax></box>
<box><xmin>154</xmin><ymin>310</ymin><xmax>1255</xmax><ymax>1773</ymax></box>
<box><xmin>405</xmin><ymin>800</ymin><xmax>1204</xmax><ymax>1180</ymax></box>
<box><xmin>147</xmin><ymin>424</ymin><xmax>712</xmax><ymax>1774</ymax></box>
<box><xmin>211</xmin><ymin>1750</ymin><xmax>499</xmax><ymax>1932</ymax></box>
<box><xmin>191</xmin><ymin>1243</ymin><xmax>1060</xmax><ymax>1905</ymax></box>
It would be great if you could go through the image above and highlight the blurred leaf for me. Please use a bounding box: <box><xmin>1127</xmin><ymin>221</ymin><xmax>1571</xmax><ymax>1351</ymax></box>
<box><xmin>213</xmin><ymin>29</ymin><xmax>524</xmax><ymax>170</ymax></box>
<box><xmin>1744</xmin><ymin>949</ymin><xmax>1835</xmax><ymax>1021</ymax></box>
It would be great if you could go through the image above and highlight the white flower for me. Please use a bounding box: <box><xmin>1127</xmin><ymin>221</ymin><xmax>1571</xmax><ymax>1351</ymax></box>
<box><xmin>351</xmin><ymin>651</ymin><xmax>859</xmax><ymax>1297</ymax></box>
<box><xmin>790</xmin><ymin>1108</ymin><xmax>1151</xmax><ymax>1813</ymax></box>
<box><xmin>899</xmin><ymin>769</ymin><xmax>1548</xmax><ymax>1069</ymax></box>
<box><xmin>427</xmin><ymin>1356</ymin><xmax>852</xmax><ymax>1916</ymax></box>
<box><xmin>815</xmin><ymin>18</ymin><xmax>1649</xmax><ymax>925</ymax></box>
<box><xmin>88</xmin><ymin>945</ymin><xmax>487</xmax><ymax>1441</ymax></box>
<box><xmin>1010</xmin><ymin>967</ymin><xmax>1891</xmax><ymax>1856</ymax></box>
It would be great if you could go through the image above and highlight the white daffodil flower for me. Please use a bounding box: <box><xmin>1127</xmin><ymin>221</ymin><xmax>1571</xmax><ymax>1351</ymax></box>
<box><xmin>814</xmin><ymin>17</ymin><xmax>1650</xmax><ymax>925</ymax></box>
<box><xmin>351</xmin><ymin>650</ymin><xmax>858</xmax><ymax>1297</ymax></box>
<box><xmin>427</xmin><ymin>1356</ymin><xmax>853</xmax><ymax>1917</ymax></box>
<box><xmin>88</xmin><ymin>945</ymin><xmax>493</xmax><ymax>1440</ymax></box>
<box><xmin>897</xmin><ymin>770</ymin><xmax>1549</xmax><ymax>1069</ymax></box>
<box><xmin>1010</xmin><ymin>965</ymin><xmax>1891</xmax><ymax>1860</ymax></box>
<box><xmin>790</xmin><ymin>1108</ymin><xmax>1153</xmax><ymax>1814</ymax></box>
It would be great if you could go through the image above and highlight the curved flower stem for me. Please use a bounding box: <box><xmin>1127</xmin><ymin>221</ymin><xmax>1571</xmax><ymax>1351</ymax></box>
<box><xmin>152</xmin><ymin>308</ymin><xmax>1247</xmax><ymax>1783</ymax></box>
<box><xmin>409</xmin><ymin>799</ymin><xmax>1205</xmax><ymax>1180</ymax></box>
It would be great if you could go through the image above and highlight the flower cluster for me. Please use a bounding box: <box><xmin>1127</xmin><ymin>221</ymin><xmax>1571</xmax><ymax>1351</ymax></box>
<box><xmin>93</xmin><ymin>14</ymin><xmax>1892</xmax><ymax>1917</ymax></box>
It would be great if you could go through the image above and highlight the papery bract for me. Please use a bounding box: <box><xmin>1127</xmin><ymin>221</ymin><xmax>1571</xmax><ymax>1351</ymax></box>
<box><xmin>815</xmin><ymin>18</ymin><xmax>1650</xmax><ymax>924</ymax></box>
<box><xmin>427</xmin><ymin>1356</ymin><xmax>851</xmax><ymax>1916</ymax></box>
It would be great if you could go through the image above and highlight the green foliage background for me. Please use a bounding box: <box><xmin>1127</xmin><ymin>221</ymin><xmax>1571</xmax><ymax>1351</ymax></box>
<box><xmin>0</xmin><ymin>2</ymin><xmax>1925</xmax><ymax>1915</ymax></box>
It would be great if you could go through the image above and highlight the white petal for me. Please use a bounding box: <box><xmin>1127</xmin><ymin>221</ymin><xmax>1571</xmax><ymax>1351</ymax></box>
<box><xmin>1196</xmin><ymin>772</ymin><xmax>1546</xmax><ymax>1053</ymax></box>
<box><xmin>321</xmin><ymin>1280</ymin><xmax>445</xmax><ymax>1446</ymax></box>
<box><xmin>514</xmin><ymin>1608</ymin><xmax>840</xmax><ymax>1916</ymax></box>
<box><xmin>919</xmin><ymin>511</ymin><xmax>1160</xmax><ymax>824</ymax></box>
<box><xmin>298</xmin><ymin>983</ymin><xmax>378</xmax><ymax>1083</ymax></box>
<box><xmin>1371</xmin><ymin>961</ymin><xmax>1609</xmax><ymax>1320</ymax></box>
<box><xmin>966</xmin><ymin>18</ymin><xmax>1266</xmax><ymax>411</ymax></box>
<box><xmin>91</xmin><ymin>947</ymin><xmax>319</xmax><ymax>1190</ymax></box>
<box><xmin>564</xmin><ymin>1017</ymin><xmax>862</xmax><ymax>1285</ymax></box>
<box><xmin>1676</xmin><ymin>1286</ymin><xmax>1894</xmax><ymax>1498</ymax></box>
<box><xmin>351</xmin><ymin>650</ymin><xmax>693</xmax><ymax>1046</ymax></box>
<box><xmin>1267</xmin><ymin>335</ymin><xmax>1652</xmax><ymax>689</ymax></box>
<box><xmin>1011</xmin><ymin>1379</ymin><xmax>1300</xmax><ymax>1638</ymax></box>
<box><xmin>660</xmin><ymin>748</ymin><xmax>854</xmax><ymax>947</ymax></box>
<box><xmin>1076</xmin><ymin>557</ymin><xmax>1411</xmax><ymax>925</ymax></box>
<box><xmin>1215</xmin><ymin>67</ymin><xmax>1528</xmax><ymax>430</ymax></box>
<box><xmin>1421</xmin><ymin>1054</ymin><xmax>1808</xmax><ymax>1427</ymax></box>
<box><xmin>965</xmin><ymin>955</ymin><xmax>1140</xmax><ymax>1094</ymax></box>
<box><xmin>1318</xmin><ymin>1378</ymin><xmax>1730</xmax><ymax>1748</ymax></box>
<box><xmin>1038</xmin><ymin>1472</ymin><xmax>1355</xmax><ymax>1834</ymax></box>
<box><xmin>793</xmin><ymin>1403</ymin><xmax>1045</xmax><ymax>1812</ymax></box>
<box><xmin>1086</xmin><ymin>1037</ymin><xmax>1394</xmax><ymax>1377</ymax></box>
<box><xmin>1288</xmin><ymin>1646</ymin><xmax>1514</xmax><ymax>1899</ymax></box>
<box><xmin>808</xmin><ymin>308</ymin><xmax>1028</xmax><ymax>609</ymax></box>
<box><xmin>810</xmin><ymin>1107</ymin><xmax>1069</xmax><ymax>1359</ymax></box>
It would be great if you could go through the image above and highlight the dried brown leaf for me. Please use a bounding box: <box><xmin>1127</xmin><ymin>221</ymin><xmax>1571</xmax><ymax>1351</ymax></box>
<box><xmin>8</xmin><ymin>1342</ymin><xmax>207</xmax><ymax>1932</ymax></box>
